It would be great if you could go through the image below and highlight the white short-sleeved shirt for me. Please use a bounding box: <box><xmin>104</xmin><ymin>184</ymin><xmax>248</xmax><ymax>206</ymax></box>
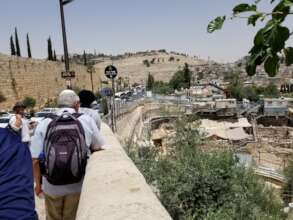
<box><xmin>9</xmin><ymin>116</ymin><xmax>31</xmax><ymax>143</ymax></box>
<box><xmin>79</xmin><ymin>107</ymin><xmax>101</xmax><ymax>130</ymax></box>
<box><xmin>30</xmin><ymin>108</ymin><xmax>106</xmax><ymax>196</ymax></box>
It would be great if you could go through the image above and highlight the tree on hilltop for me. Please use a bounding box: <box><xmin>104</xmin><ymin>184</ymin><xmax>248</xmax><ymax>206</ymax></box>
<box><xmin>146</xmin><ymin>72</ymin><xmax>155</xmax><ymax>91</ymax></box>
<box><xmin>47</xmin><ymin>37</ymin><xmax>53</xmax><ymax>61</ymax></box>
<box><xmin>183</xmin><ymin>63</ymin><xmax>191</xmax><ymax>88</ymax></box>
<box><xmin>26</xmin><ymin>33</ymin><xmax>32</xmax><ymax>58</ymax></box>
<box><xmin>83</xmin><ymin>50</ymin><xmax>87</xmax><ymax>66</ymax></box>
<box><xmin>15</xmin><ymin>28</ymin><xmax>21</xmax><ymax>57</ymax></box>
<box><xmin>53</xmin><ymin>50</ymin><xmax>57</xmax><ymax>61</ymax></box>
<box><xmin>10</xmin><ymin>35</ymin><xmax>16</xmax><ymax>56</ymax></box>
<box><xmin>208</xmin><ymin>0</ymin><xmax>293</xmax><ymax>77</ymax></box>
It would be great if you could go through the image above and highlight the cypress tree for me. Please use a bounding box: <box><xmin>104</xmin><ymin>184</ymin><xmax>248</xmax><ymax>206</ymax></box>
<box><xmin>10</xmin><ymin>35</ymin><xmax>16</xmax><ymax>56</ymax></box>
<box><xmin>53</xmin><ymin>50</ymin><xmax>57</xmax><ymax>61</ymax></box>
<box><xmin>26</xmin><ymin>33</ymin><xmax>32</xmax><ymax>58</ymax></box>
<box><xmin>47</xmin><ymin>37</ymin><xmax>53</xmax><ymax>61</ymax></box>
<box><xmin>83</xmin><ymin>50</ymin><xmax>87</xmax><ymax>66</ymax></box>
<box><xmin>183</xmin><ymin>63</ymin><xmax>191</xmax><ymax>88</ymax></box>
<box><xmin>15</xmin><ymin>28</ymin><xmax>21</xmax><ymax>57</ymax></box>
<box><xmin>146</xmin><ymin>72</ymin><xmax>155</xmax><ymax>91</ymax></box>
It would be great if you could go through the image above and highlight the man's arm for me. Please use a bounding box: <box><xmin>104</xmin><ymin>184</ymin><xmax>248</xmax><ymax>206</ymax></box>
<box><xmin>89</xmin><ymin>117</ymin><xmax>106</xmax><ymax>152</ymax></box>
<box><xmin>32</xmin><ymin>159</ymin><xmax>42</xmax><ymax>196</ymax></box>
<box><xmin>30</xmin><ymin>120</ymin><xmax>48</xmax><ymax>196</ymax></box>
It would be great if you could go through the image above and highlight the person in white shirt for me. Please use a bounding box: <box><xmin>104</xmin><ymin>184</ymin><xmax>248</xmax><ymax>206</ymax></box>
<box><xmin>78</xmin><ymin>90</ymin><xmax>101</xmax><ymax>130</ymax></box>
<box><xmin>30</xmin><ymin>90</ymin><xmax>106</xmax><ymax>220</ymax></box>
<box><xmin>9</xmin><ymin>102</ymin><xmax>31</xmax><ymax>144</ymax></box>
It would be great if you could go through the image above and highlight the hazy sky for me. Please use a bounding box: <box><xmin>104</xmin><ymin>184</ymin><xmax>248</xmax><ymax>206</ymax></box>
<box><xmin>0</xmin><ymin>0</ymin><xmax>292</xmax><ymax>62</ymax></box>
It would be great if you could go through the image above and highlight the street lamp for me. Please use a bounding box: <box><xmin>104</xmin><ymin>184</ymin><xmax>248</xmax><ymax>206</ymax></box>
<box><xmin>59</xmin><ymin>0</ymin><xmax>74</xmax><ymax>88</ymax></box>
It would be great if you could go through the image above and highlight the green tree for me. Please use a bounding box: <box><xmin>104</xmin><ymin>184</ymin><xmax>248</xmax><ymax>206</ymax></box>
<box><xmin>183</xmin><ymin>63</ymin><xmax>191</xmax><ymax>88</ymax></box>
<box><xmin>242</xmin><ymin>86</ymin><xmax>259</xmax><ymax>102</ymax></box>
<box><xmin>47</xmin><ymin>37</ymin><xmax>53</xmax><ymax>61</ymax></box>
<box><xmin>83</xmin><ymin>50</ymin><xmax>87</xmax><ymax>66</ymax></box>
<box><xmin>95</xmin><ymin>91</ymin><xmax>102</xmax><ymax>100</ymax></box>
<box><xmin>264</xmin><ymin>83</ymin><xmax>280</xmax><ymax>98</ymax></box>
<box><xmin>26</xmin><ymin>33</ymin><xmax>32</xmax><ymax>58</ymax></box>
<box><xmin>100</xmin><ymin>97</ymin><xmax>109</xmax><ymax>115</ymax></box>
<box><xmin>10</xmin><ymin>35</ymin><xmax>16</xmax><ymax>56</ymax></box>
<box><xmin>143</xmin><ymin>59</ymin><xmax>150</xmax><ymax>67</ymax></box>
<box><xmin>129</xmin><ymin>117</ymin><xmax>285</xmax><ymax>220</ymax></box>
<box><xmin>169</xmin><ymin>70</ymin><xmax>187</xmax><ymax>90</ymax></box>
<box><xmin>153</xmin><ymin>81</ymin><xmax>173</xmax><ymax>94</ymax></box>
<box><xmin>0</xmin><ymin>91</ymin><xmax>6</xmax><ymax>103</ymax></box>
<box><xmin>53</xmin><ymin>50</ymin><xmax>57</xmax><ymax>61</ymax></box>
<box><xmin>15</xmin><ymin>27</ymin><xmax>21</xmax><ymax>57</ymax></box>
<box><xmin>23</xmin><ymin>97</ymin><xmax>36</xmax><ymax>108</ymax></box>
<box><xmin>208</xmin><ymin>1</ymin><xmax>293</xmax><ymax>77</ymax></box>
<box><xmin>283</xmin><ymin>160</ymin><xmax>293</xmax><ymax>204</ymax></box>
<box><xmin>146</xmin><ymin>73</ymin><xmax>155</xmax><ymax>91</ymax></box>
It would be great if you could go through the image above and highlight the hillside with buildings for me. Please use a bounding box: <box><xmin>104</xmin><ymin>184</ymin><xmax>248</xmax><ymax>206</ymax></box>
<box><xmin>71</xmin><ymin>50</ymin><xmax>293</xmax><ymax>89</ymax></box>
<box><xmin>92</xmin><ymin>51</ymin><xmax>207</xmax><ymax>85</ymax></box>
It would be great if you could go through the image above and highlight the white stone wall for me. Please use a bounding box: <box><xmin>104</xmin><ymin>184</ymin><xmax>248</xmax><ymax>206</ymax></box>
<box><xmin>76</xmin><ymin>123</ymin><xmax>172</xmax><ymax>220</ymax></box>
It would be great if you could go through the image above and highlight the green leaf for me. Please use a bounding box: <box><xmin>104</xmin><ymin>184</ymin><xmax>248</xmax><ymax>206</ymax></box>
<box><xmin>267</xmin><ymin>25</ymin><xmax>290</xmax><ymax>52</ymax></box>
<box><xmin>248</xmin><ymin>13</ymin><xmax>263</xmax><ymax>26</ymax></box>
<box><xmin>207</xmin><ymin>16</ymin><xmax>226</xmax><ymax>33</ymax></box>
<box><xmin>253</xmin><ymin>29</ymin><xmax>265</xmax><ymax>46</ymax></box>
<box><xmin>284</xmin><ymin>47</ymin><xmax>293</xmax><ymax>66</ymax></box>
<box><xmin>264</xmin><ymin>55</ymin><xmax>280</xmax><ymax>77</ymax></box>
<box><xmin>272</xmin><ymin>1</ymin><xmax>291</xmax><ymax>22</ymax></box>
<box><xmin>246</xmin><ymin>62</ymin><xmax>257</xmax><ymax>76</ymax></box>
<box><xmin>233</xmin><ymin>4</ymin><xmax>257</xmax><ymax>15</ymax></box>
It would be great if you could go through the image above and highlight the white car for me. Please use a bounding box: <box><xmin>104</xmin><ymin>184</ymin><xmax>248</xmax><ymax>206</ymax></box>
<box><xmin>0</xmin><ymin>115</ymin><xmax>11</xmax><ymax>128</ymax></box>
<box><xmin>42</xmin><ymin>108</ymin><xmax>58</xmax><ymax>112</ymax></box>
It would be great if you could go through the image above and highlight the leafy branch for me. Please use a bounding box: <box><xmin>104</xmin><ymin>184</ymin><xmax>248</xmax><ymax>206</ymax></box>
<box><xmin>208</xmin><ymin>0</ymin><xmax>293</xmax><ymax>77</ymax></box>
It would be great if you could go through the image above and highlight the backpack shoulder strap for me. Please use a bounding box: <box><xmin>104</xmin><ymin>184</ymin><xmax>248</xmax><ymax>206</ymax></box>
<box><xmin>72</xmin><ymin>113</ymin><xmax>83</xmax><ymax>119</ymax></box>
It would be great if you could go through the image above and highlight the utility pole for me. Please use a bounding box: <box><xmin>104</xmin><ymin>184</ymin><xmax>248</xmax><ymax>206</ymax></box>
<box><xmin>59</xmin><ymin>0</ymin><xmax>74</xmax><ymax>88</ymax></box>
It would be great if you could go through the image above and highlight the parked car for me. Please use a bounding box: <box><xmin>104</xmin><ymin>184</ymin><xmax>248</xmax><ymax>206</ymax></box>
<box><xmin>0</xmin><ymin>115</ymin><xmax>12</xmax><ymax>128</ymax></box>
<box><xmin>31</xmin><ymin>111</ymin><xmax>55</xmax><ymax>123</ymax></box>
<box><xmin>42</xmin><ymin>108</ymin><xmax>58</xmax><ymax>113</ymax></box>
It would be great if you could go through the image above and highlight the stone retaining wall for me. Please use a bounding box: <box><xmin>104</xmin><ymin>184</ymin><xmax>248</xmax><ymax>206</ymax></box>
<box><xmin>0</xmin><ymin>54</ymin><xmax>102</xmax><ymax>110</ymax></box>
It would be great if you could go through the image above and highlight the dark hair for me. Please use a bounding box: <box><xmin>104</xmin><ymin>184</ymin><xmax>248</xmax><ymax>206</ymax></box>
<box><xmin>78</xmin><ymin>90</ymin><xmax>96</xmax><ymax>108</ymax></box>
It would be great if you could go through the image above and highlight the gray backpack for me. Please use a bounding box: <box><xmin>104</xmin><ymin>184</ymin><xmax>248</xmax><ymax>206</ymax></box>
<box><xmin>44</xmin><ymin>112</ymin><xmax>87</xmax><ymax>185</ymax></box>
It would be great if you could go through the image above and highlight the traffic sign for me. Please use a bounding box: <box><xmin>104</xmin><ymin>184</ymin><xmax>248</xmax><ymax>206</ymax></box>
<box><xmin>61</xmin><ymin>70</ymin><xmax>75</xmax><ymax>78</ymax></box>
<box><xmin>105</xmin><ymin>65</ymin><xmax>118</xmax><ymax>79</ymax></box>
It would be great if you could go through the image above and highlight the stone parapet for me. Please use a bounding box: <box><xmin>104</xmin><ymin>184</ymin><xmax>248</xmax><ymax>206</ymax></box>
<box><xmin>76</xmin><ymin>123</ymin><xmax>172</xmax><ymax>220</ymax></box>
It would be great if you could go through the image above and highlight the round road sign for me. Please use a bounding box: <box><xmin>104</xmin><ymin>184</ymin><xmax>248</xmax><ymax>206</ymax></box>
<box><xmin>105</xmin><ymin>65</ymin><xmax>118</xmax><ymax>79</ymax></box>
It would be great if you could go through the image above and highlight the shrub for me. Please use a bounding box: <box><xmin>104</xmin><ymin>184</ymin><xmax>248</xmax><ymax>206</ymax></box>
<box><xmin>150</xmin><ymin>58</ymin><xmax>156</xmax><ymax>64</ymax></box>
<box><xmin>129</xmin><ymin>117</ymin><xmax>285</xmax><ymax>220</ymax></box>
<box><xmin>169</xmin><ymin>56</ymin><xmax>175</xmax><ymax>62</ymax></box>
<box><xmin>45</xmin><ymin>98</ymin><xmax>57</xmax><ymax>107</ymax></box>
<box><xmin>0</xmin><ymin>91</ymin><xmax>6</xmax><ymax>103</ymax></box>
<box><xmin>143</xmin><ymin>59</ymin><xmax>150</xmax><ymax>67</ymax></box>
<box><xmin>23</xmin><ymin>96</ymin><xmax>36</xmax><ymax>108</ymax></box>
<box><xmin>100</xmin><ymin>98</ymin><xmax>109</xmax><ymax>115</ymax></box>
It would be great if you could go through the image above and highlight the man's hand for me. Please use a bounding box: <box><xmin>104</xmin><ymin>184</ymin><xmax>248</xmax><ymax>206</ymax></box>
<box><xmin>34</xmin><ymin>184</ymin><xmax>43</xmax><ymax>196</ymax></box>
<box><xmin>32</xmin><ymin>159</ymin><xmax>42</xmax><ymax>197</ymax></box>
<box><xmin>14</xmin><ymin>114</ymin><xmax>22</xmax><ymax>129</ymax></box>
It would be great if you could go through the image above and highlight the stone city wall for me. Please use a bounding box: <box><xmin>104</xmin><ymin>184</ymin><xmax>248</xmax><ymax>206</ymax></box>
<box><xmin>0</xmin><ymin>54</ymin><xmax>102</xmax><ymax>111</ymax></box>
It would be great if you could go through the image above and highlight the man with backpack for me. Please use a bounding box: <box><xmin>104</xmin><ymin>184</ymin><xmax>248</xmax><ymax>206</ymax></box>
<box><xmin>30</xmin><ymin>90</ymin><xmax>106</xmax><ymax>220</ymax></box>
